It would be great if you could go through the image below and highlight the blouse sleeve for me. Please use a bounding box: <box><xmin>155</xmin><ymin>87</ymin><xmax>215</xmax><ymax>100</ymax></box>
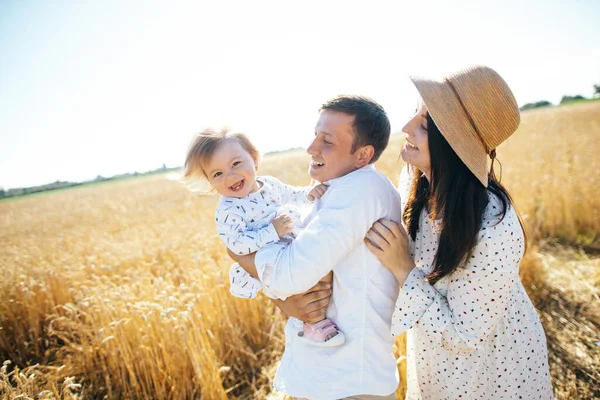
<box><xmin>391</xmin><ymin>205</ymin><xmax>525</xmax><ymax>355</ymax></box>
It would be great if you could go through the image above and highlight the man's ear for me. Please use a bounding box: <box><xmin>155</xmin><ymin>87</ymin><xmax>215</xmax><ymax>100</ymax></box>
<box><xmin>355</xmin><ymin>145</ymin><xmax>375</xmax><ymax>168</ymax></box>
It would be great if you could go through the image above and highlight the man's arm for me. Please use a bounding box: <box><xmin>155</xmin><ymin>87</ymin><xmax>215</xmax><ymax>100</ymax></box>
<box><xmin>271</xmin><ymin>275</ymin><xmax>332</xmax><ymax>323</ymax></box>
<box><xmin>231</xmin><ymin>251</ymin><xmax>258</xmax><ymax>279</ymax></box>
<box><xmin>229</xmin><ymin>249</ymin><xmax>333</xmax><ymax>323</ymax></box>
<box><xmin>252</xmin><ymin>171</ymin><xmax>394</xmax><ymax>298</ymax></box>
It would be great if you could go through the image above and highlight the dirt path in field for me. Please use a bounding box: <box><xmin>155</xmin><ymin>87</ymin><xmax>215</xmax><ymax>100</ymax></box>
<box><xmin>531</xmin><ymin>244</ymin><xmax>600</xmax><ymax>399</ymax></box>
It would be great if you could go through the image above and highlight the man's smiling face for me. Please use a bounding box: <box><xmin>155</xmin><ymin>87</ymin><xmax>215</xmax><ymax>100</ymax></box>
<box><xmin>307</xmin><ymin>110</ymin><xmax>363</xmax><ymax>183</ymax></box>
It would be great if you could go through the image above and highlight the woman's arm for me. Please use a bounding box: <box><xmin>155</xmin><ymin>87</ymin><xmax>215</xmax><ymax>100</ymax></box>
<box><xmin>364</xmin><ymin>219</ymin><xmax>415</xmax><ymax>286</ymax></box>
<box><xmin>365</xmin><ymin>210</ymin><xmax>524</xmax><ymax>355</ymax></box>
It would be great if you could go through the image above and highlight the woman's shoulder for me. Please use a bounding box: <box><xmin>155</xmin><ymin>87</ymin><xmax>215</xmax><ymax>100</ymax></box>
<box><xmin>398</xmin><ymin>164</ymin><xmax>412</xmax><ymax>190</ymax></box>
<box><xmin>480</xmin><ymin>190</ymin><xmax>522</xmax><ymax>238</ymax></box>
<box><xmin>397</xmin><ymin>164</ymin><xmax>413</xmax><ymax>210</ymax></box>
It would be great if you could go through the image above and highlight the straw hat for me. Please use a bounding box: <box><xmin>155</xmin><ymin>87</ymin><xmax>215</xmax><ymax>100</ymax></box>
<box><xmin>409</xmin><ymin>65</ymin><xmax>520</xmax><ymax>187</ymax></box>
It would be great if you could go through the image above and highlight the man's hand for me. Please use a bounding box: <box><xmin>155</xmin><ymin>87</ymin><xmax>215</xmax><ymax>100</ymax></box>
<box><xmin>274</xmin><ymin>272</ymin><xmax>333</xmax><ymax>323</ymax></box>
<box><xmin>227</xmin><ymin>248</ymin><xmax>334</xmax><ymax>323</ymax></box>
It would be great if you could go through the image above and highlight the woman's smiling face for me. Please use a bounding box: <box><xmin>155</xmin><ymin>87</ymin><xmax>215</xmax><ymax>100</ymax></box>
<box><xmin>401</xmin><ymin>101</ymin><xmax>431</xmax><ymax>177</ymax></box>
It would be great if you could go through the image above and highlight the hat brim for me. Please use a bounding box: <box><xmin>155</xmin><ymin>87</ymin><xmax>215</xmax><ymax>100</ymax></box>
<box><xmin>409</xmin><ymin>75</ymin><xmax>489</xmax><ymax>187</ymax></box>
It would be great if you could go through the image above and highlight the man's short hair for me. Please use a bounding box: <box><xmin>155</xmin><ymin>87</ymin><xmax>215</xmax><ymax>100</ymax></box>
<box><xmin>320</xmin><ymin>95</ymin><xmax>391</xmax><ymax>163</ymax></box>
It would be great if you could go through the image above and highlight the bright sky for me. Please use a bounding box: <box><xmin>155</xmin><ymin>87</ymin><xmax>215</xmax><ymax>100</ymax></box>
<box><xmin>1</xmin><ymin>0</ymin><xmax>599</xmax><ymax>189</ymax></box>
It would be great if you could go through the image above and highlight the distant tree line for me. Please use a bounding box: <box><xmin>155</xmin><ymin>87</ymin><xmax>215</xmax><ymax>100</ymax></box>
<box><xmin>0</xmin><ymin>180</ymin><xmax>85</xmax><ymax>198</ymax></box>
<box><xmin>0</xmin><ymin>164</ymin><xmax>176</xmax><ymax>199</ymax></box>
<box><xmin>520</xmin><ymin>100</ymin><xmax>553</xmax><ymax>111</ymax></box>
<box><xmin>519</xmin><ymin>83</ymin><xmax>599</xmax><ymax>111</ymax></box>
<box><xmin>3</xmin><ymin>84</ymin><xmax>600</xmax><ymax>199</ymax></box>
<box><xmin>264</xmin><ymin>146</ymin><xmax>304</xmax><ymax>155</ymax></box>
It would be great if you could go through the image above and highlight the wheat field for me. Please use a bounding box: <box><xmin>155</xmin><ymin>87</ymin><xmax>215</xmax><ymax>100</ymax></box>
<box><xmin>1</xmin><ymin>101</ymin><xmax>599</xmax><ymax>399</ymax></box>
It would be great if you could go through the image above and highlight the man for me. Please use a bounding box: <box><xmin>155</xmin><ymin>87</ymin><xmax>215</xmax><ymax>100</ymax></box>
<box><xmin>233</xmin><ymin>95</ymin><xmax>401</xmax><ymax>400</ymax></box>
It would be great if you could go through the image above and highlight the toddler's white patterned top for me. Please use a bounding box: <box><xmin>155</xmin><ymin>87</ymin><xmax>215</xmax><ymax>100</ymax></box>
<box><xmin>215</xmin><ymin>176</ymin><xmax>312</xmax><ymax>256</ymax></box>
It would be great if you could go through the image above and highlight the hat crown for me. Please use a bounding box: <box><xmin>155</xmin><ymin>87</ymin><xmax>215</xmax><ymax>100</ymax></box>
<box><xmin>409</xmin><ymin>64</ymin><xmax>520</xmax><ymax>187</ymax></box>
<box><xmin>447</xmin><ymin>65</ymin><xmax>520</xmax><ymax>152</ymax></box>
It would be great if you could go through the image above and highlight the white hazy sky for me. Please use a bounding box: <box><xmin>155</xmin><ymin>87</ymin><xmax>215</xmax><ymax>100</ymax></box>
<box><xmin>1</xmin><ymin>0</ymin><xmax>599</xmax><ymax>189</ymax></box>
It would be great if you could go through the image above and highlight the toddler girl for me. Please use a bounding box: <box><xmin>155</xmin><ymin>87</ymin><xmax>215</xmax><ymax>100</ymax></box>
<box><xmin>183</xmin><ymin>128</ymin><xmax>345</xmax><ymax>347</ymax></box>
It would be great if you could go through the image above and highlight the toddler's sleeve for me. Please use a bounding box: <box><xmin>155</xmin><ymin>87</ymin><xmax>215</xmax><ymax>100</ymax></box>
<box><xmin>216</xmin><ymin>204</ymin><xmax>280</xmax><ymax>255</ymax></box>
<box><xmin>268</xmin><ymin>176</ymin><xmax>312</xmax><ymax>208</ymax></box>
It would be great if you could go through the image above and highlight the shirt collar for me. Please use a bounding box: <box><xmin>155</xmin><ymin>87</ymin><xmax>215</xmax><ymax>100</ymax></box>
<box><xmin>323</xmin><ymin>163</ymin><xmax>376</xmax><ymax>186</ymax></box>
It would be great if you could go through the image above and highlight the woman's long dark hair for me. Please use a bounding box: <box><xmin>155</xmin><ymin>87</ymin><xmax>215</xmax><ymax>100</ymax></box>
<box><xmin>402</xmin><ymin>113</ymin><xmax>526</xmax><ymax>285</ymax></box>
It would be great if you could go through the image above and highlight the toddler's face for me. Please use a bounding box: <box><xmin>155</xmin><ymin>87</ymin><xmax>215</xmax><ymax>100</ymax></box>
<box><xmin>204</xmin><ymin>139</ymin><xmax>259</xmax><ymax>198</ymax></box>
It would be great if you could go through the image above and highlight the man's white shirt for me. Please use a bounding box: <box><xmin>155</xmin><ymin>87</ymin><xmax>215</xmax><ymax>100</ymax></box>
<box><xmin>255</xmin><ymin>164</ymin><xmax>402</xmax><ymax>399</ymax></box>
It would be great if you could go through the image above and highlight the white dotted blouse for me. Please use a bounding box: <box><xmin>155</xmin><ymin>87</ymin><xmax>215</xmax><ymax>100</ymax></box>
<box><xmin>394</xmin><ymin>168</ymin><xmax>554</xmax><ymax>399</ymax></box>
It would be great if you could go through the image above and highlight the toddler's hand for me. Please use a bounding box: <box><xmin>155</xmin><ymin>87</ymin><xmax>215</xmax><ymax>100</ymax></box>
<box><xmin>273</xmin><ymin>214</ymin><xmax>294</xmax><ymax>238</ymax></box>
<box><xmin>308</xmin><ymin>184</ymin><xmax>328</xmax><ymax>201</ymax></box>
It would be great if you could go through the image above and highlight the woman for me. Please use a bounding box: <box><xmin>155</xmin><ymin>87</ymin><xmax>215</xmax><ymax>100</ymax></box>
<box><xmin>364</xmin><ymin>65</ymin><xmax>554</xmax><ymax>399</ymax></box>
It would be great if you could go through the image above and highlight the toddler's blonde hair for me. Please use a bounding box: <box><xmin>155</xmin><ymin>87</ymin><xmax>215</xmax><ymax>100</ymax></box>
<box><xmin>184</xmin><ymin>128</ymin><xmax>260</xmax><ymax>179</ymax></box>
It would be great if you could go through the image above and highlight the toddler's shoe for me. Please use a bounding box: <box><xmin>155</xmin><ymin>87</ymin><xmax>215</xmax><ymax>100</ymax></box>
<box><xmin>297</xmin><ymin>319</ymin><xmax>345</xmax><ymax>347</ymax></box>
